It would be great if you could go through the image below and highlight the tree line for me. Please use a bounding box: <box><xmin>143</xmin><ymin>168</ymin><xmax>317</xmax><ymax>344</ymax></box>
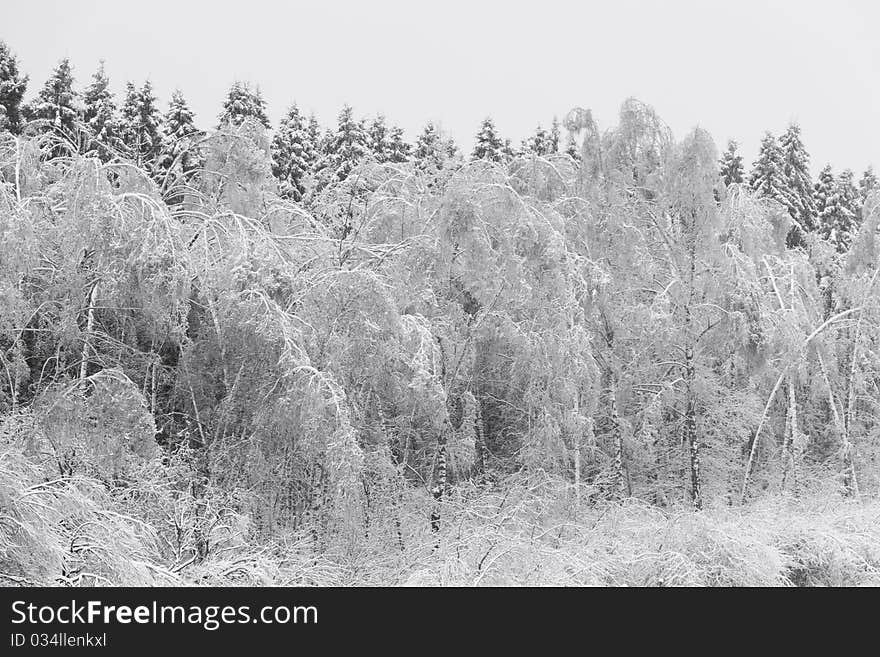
<box><xmin>1</xmin><ymin>44</ymin><xmax>874</xmax><ymax>225</ymax></box>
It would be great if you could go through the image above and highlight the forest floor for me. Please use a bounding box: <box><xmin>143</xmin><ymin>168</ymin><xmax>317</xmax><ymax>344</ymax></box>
<box><xmin>5</xmin><ymin>448</ymin><xmax>879</xmax><ymax>587</ymax></box>
<box><xmin>232</xmin><ymin>475</ymin><xmax>880</xmax><ymax>587</ymax></box>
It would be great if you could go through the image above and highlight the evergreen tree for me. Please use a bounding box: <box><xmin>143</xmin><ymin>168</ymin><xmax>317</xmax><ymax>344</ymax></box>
<box><xmin>549</xmin><ymin>116</ymin><xmax>561</xmax><ymax>154</ymax></box>
<box><xmin>218</xmin><ymin>81</ymin><xmax>270</xmax><ymax>129</ymax></box>
<box><xmin>718</xmin><ymin>139</ymin><xmax>744</xmax><ymax>186</ymax></box>
<box><xmin>564</xmin><ymin>133</ymin><xmax>580</xmax><ymax>161</ymax></box>
<box><xmin>815</xmin><ymin>165</ymin><xmax>856</xmax><ymax>252</ymax></box>
<box><xmin>366</xmin><ymin>114</ymin><xmax>391</xmax><ymax>163</ymax></box>
<box><xmin>413</xmin><ymin>121</ymin><xmax>445</xmax><ymax>172</ymax></box>
<box><xmin>271</xmin><ymin>103</ymin><xmax>316</xmax><ymax>201</ymax></box>
<box><xmin>0</xmin><ymin>41</ymin><xmax>28</xmax><ymax>134</ymax></box>
<box><xmin>306</xmin><ymin>113</ymin><xmax>322</xmax><ymax>159</ymax></box>
<box><xmin>386</xmin><ymin>125</ymin><xmax>411</xmax><ymax>163</ymax></box>
<box><xmin>160</xmin><ymin>90</ymin><xmax>202</xmax><ymax>180</ymax></box>
<box><xmin>522</xmin><ymin>124</ymin><xmax>552</xmax><ymax>156</ymax></box>
<box><xmin>749</xmin><ymin>132</ymin><xmax>787</xmax><ymax>206</ymax></box>
<box><xmin>779</xmin><ymin>123</ymin><xmax>817</xmax><ymax>240</ymax></box>
<box><xmin>858</xmin><ymin>166</ymin><xmax>877</xmax><ymax>204</ymax></box>
<box><xmin>318</xmin><ymin>104</ymin><xmax>369</xmax><ymax>181</ymax></box>
<box><xmin>472</xmin><ymin>116</ymin><xmax>505</xmax><ymax>162</ymax></box>
<box><xmin>838</xmin><ymin>168</ymin><xmax>860</xmax><ymax>223</ymax></box>
<box><xmin>814</xmin><ymin>164</ymin><xmax>836</xmax><ymax>222</ymax></box>
<box><xmin>27</xmin><ymin>58</ymin><xmax>79</xmax><ymax>136</ymax></box>
<box><xmin>82</xmin><ymin>61</ymin><xmax>119</xmax><ymax>160</ymax></box>
<box><xmin>119</xmin><ymin>80</ymin><xmax>164</xmax><ymax>171</ymax></box>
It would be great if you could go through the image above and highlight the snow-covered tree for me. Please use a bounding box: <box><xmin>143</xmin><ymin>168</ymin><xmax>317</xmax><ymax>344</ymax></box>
<box><xmin>564</xmin><ymin>133</ymin><xmax>580</xmax><ymax>161</ymax></box>
<box><xmin>838</xmin><ymin>168</ymin><xmax>860</xmax><ymax>224</ymax></box>
<box><xmin>749</xmin><ymin>132</ymin><xmax>787</xmax><ymax>206</ymax></box>
<box><xmin>858</xmin><ymin>166</ymin><xmax>877</xmax><ymax>204</ymax></box>
<box><xmin>82</xmin><ymin>61</ymin><xmax>119</xmax><ymax>160</ymax></box>
<box><xmin>119</xmin><ymin>80</ymin><xmax>164</xmax><ymax>172</ymax></box>
<box><xmin>26</xmin><ymin>58</ymin><xmax>79</xmax><ymax>136</ymax></box>
<box><xmin>159</xmin><ymin>90</ymin><xmax>202</xmax><ymax>182</ymax></box>
<box><xmin>318</xmin><ymin>104</ymin><xmax>369</xmax><ymax>181</ymax></box>
<box><xmin>779</xmin><ymin>123</ymin><xmax>816</xmax><ymax>242</ymax></box>
<box><xmin>549</xmin><ymin>116</ymin><xmax>561</xmax><ymax>154</ymax></box>
<box><xmin>271</xmin><ymin>103</ymin><xmax>317</xmax><ymax>201</ymax></box>
<box><xmin>0</xmin><ymin>41</ymin><xmax>28</xmax><ymax>134</ymax></box>
<box><xmin>522</xmin><ymin>124</ymin><xmax>553</xmax><ymax>156</ymax></box>
<box><xmin>472</xmin><ymin>116</ymin><xmax>505</xmax><ymax>162</ymax></box>
<box><xmin>718</xmin><ymin>139</ymin><xmax>744</xmax><ymax>186</ymax></box>
<box><xmin>815</xmin><ymin>164</ymin><xmax>856</xmax><ymax>252</ymax></box>
<box><xmin>413</xmin><ymin>121</ymin><xmax>445</xmax><ymax>172</ymax></box>
<box><xmin>365</xmin><ymin>114</ymin><xmax>391</xmax><ymax>163</ymax></box>
<box><xmin>386</xmin><ymin>125</ymin><xmax>410</xmax><ymax>163</ymax></box>
<box><xmin>218</xmin><ymin>81</ymin><xmax>270</xmax><ymax>129</ymax></box>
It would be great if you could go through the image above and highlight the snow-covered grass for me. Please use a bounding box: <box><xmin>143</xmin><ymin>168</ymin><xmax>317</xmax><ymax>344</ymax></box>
<box><xmin>2</xmin><ymin>459</ymin><xmax>878</xmax><ymax>587</ymax></box>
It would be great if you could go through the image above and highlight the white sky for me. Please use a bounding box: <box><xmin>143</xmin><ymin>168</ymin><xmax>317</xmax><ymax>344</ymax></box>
<box><xmin>4</xmin><ymin>0</ymin><xmax>879</xmax><ymax>174</ymax></box>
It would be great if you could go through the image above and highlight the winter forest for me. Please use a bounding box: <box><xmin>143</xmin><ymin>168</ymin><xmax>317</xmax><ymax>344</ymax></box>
<box><xmin>2</xmin><ymin>43</ymin><xmax>880</xmax><ymax>587</ymax></box>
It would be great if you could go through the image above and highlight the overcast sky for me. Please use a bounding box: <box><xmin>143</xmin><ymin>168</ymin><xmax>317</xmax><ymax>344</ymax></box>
<box><xmin>5</xmin><ymin>0</ymin><xmax>878</xmax><ymax>174</ymax></box>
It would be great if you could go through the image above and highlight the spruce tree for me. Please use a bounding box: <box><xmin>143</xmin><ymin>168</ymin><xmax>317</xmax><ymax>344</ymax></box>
<box><xmin>306</xmin><ymin>113</ymin><xmax>322</xmax><ymax>161</ymax></box>
<box><xmin>218</xmin><ymin>81</ymin><xmax>270</xmax><ymax>129</ymax></box>
<box><xmin>366</xmin><ymin>114</ymin><xmax>391</xmax><ymax>163</ymax></box>
<box><xmin>318</xmin><ymin>104</ymin><xmax>369</xmax><ymax>181</ymax></box>
<box><xmin>0</xmin><ymin>41</ymin><xmax>28</xmax><ymax>134</ymax></box>
<box><xmin>779</xmin><ymin>123</ymin><xmax>817</xmax><ymax>240</ymax></box>
<box><xmin>522</xmin><ymin>124</ymin><xmax>552</xmax><ymax>156</ymax></box>
<box><xmin>119</xmin><ymin>80</ymin><xmax>164</xmax><ymax>172</ymax></box>
<box><xmin>27</xmin><ymin>58</ymin><xmax>79</xmax><ymax>136</ymax></box>
<box><xmin>472</xmin><ymin>116</ymin><xmax>505</xmax><ymax>162</ymax></box>
<box><xmin>271</xmin><ymin>103</ymin><xmax>316</xmax><ymax>201</ymax></box>
<box><xmin>718</xmin><ymin>139</ymin><xmax>744</xmax><ymax>186</ymax></box>
<box><xmin>858</xmin><ymin>166</ymin><xmax>877</xmax><ymax>204</ymax></box>
<box><xmin>838</xmin><ymin>168</ymin><xmax>860</xmax><ymax>224</ymax></box>
<box><xmin>160</xmin><ymin>90</ymin><xmax>202</xmax><ymax>181</ymax></box>
<box><xmin>548</xmin><ymin>116</ymin><xmax>561</xmax><ymax>154</ymax></box>
<box><xmin>386</xmin><ymin>125</ymin><xmax>411</xmax><ymax>163</ymax></box>
<box><xmin>82</xmin><ymin>61</ymin><xmax>119</xmax><ymax>160</ymax></box>
<box><xmin>413</xmin><ymin>121</ymin><xmax>445</xmax><ymax>172</ymax></box>
<box><xmin>564</xmin><ymin>133</ymin><xmax>580</xmax><ymax>161</ymax></box>
<box><xmin>815</xmin><ymin>165</ymin><xmax>855</xmax><ymax>252</ymax></box>
<box><xmin>749</xmin><ymin>132</ymin><xmax>787</xmax><ymax>207</ymax></box>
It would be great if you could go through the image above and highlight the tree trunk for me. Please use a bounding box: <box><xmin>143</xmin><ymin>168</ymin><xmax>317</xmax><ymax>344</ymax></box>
<box><xmin>430</xmin><ymin>421</ymin><xmax>449</xmax><ymax>538</ymax></box>
<box><xmin>684</xmin><ymin>346</ymin><xmax>702</xmax><ymax>510</ymax></box>
<box><xmin>79</xmin><ymin>281</ymin><xmax>99</xmax><ymax>381</ymax></box>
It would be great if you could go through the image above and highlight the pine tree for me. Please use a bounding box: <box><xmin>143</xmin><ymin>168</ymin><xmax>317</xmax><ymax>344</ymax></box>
<box><xmin>472</xmin><ymin>116</ymin><xmax>505</xmax><ymax>162</ymax></box>
<box><xmin>564</xmin><ymin>133</ymin><xmax>580</xmax><ymax>161</ymax></box>
<box><xmin>718</xmin><ymin>139</ymin><xmax>744</xmax><ymax>186</ymax></box>
<box><xmin>119</xmin><ymin>80</ymin><xmax>164</xmax><ymax>172</ymax></box>
<box><xmin>160</xmin><ymin>90</ymin><xmax>202</xmax><ymax>181</ymax></box>
<box><xmin>749</xmin><ymin>132</ymin><xmax>787</xmax><ymax>206</ymax></box>
<box><xmin>27</xmin><ymin>58</ymin><xmax>79</xmax><ymax>136</ymax></box>
<box><xmin>82</xmin><ymin>61</ymin><xmax>119</xmax><ymax>160</ymax></box>
<box><xmin>779</xmin><ymin>123</ymin><xmax>817</xmax><ymax>239</ymax></box>
<box><xmin>271</xmin><ymin>103</ymin><xmax>316</xmax><ymax>201</ymax></box>
<box><xmin>386</xmin><ymin>125</ymin><xmax>411</xmax><ymax>163</ymax></box>
<box><xmin>814</xmin><ymin>164</ymin><xmax>836</xmax><ymax>223</ymax></box>
<box><xmin>306</xmin><ymin>113</ymin><xmax>322</xmax><ymax>159</ymax></box>
<box><xmin>0</xmin><ymin>41</ymin><xmax>28</xmax><ymax>134</ymax></box>
<box><xmin>218</xmin><ymin>81</ymin><xmax>270</xmax><ymax>129</ymax></box>
<box><xmin>858</xmin><ymin>166</ymin><xmax>877</xmax><ymax>204</ymax></box>
<box><xmin>413</xmin><ymin>121</ymin><xmax>445</xmax><ymax>172</ymax></box>
<box><xmin>549</xmin><ymin>116</ymin><xmax>561</xmax><ymax>154</ymax></box>
<box><xmin>318</xmin><ymin>104</ymin><xmax>369</xmax><ymax>181</ymax></box>
<box><xmin>366</xmin><ymin>114</ymin><xmax>391</xmax><ymax>163</ymax></box>
<box><xmin>838</xmin><ymin>168</ymin><xmax>860</xmax><ymax>224</ymax></box>
<box><xmin>815</xmin><ymin>165</ymin><xmax>856</xmax><ymax>252</ymax></box>
<box><xmin>522</xmin><ymin>125</ymin><xmax>552</xmax><ymax>156</ymax></box>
